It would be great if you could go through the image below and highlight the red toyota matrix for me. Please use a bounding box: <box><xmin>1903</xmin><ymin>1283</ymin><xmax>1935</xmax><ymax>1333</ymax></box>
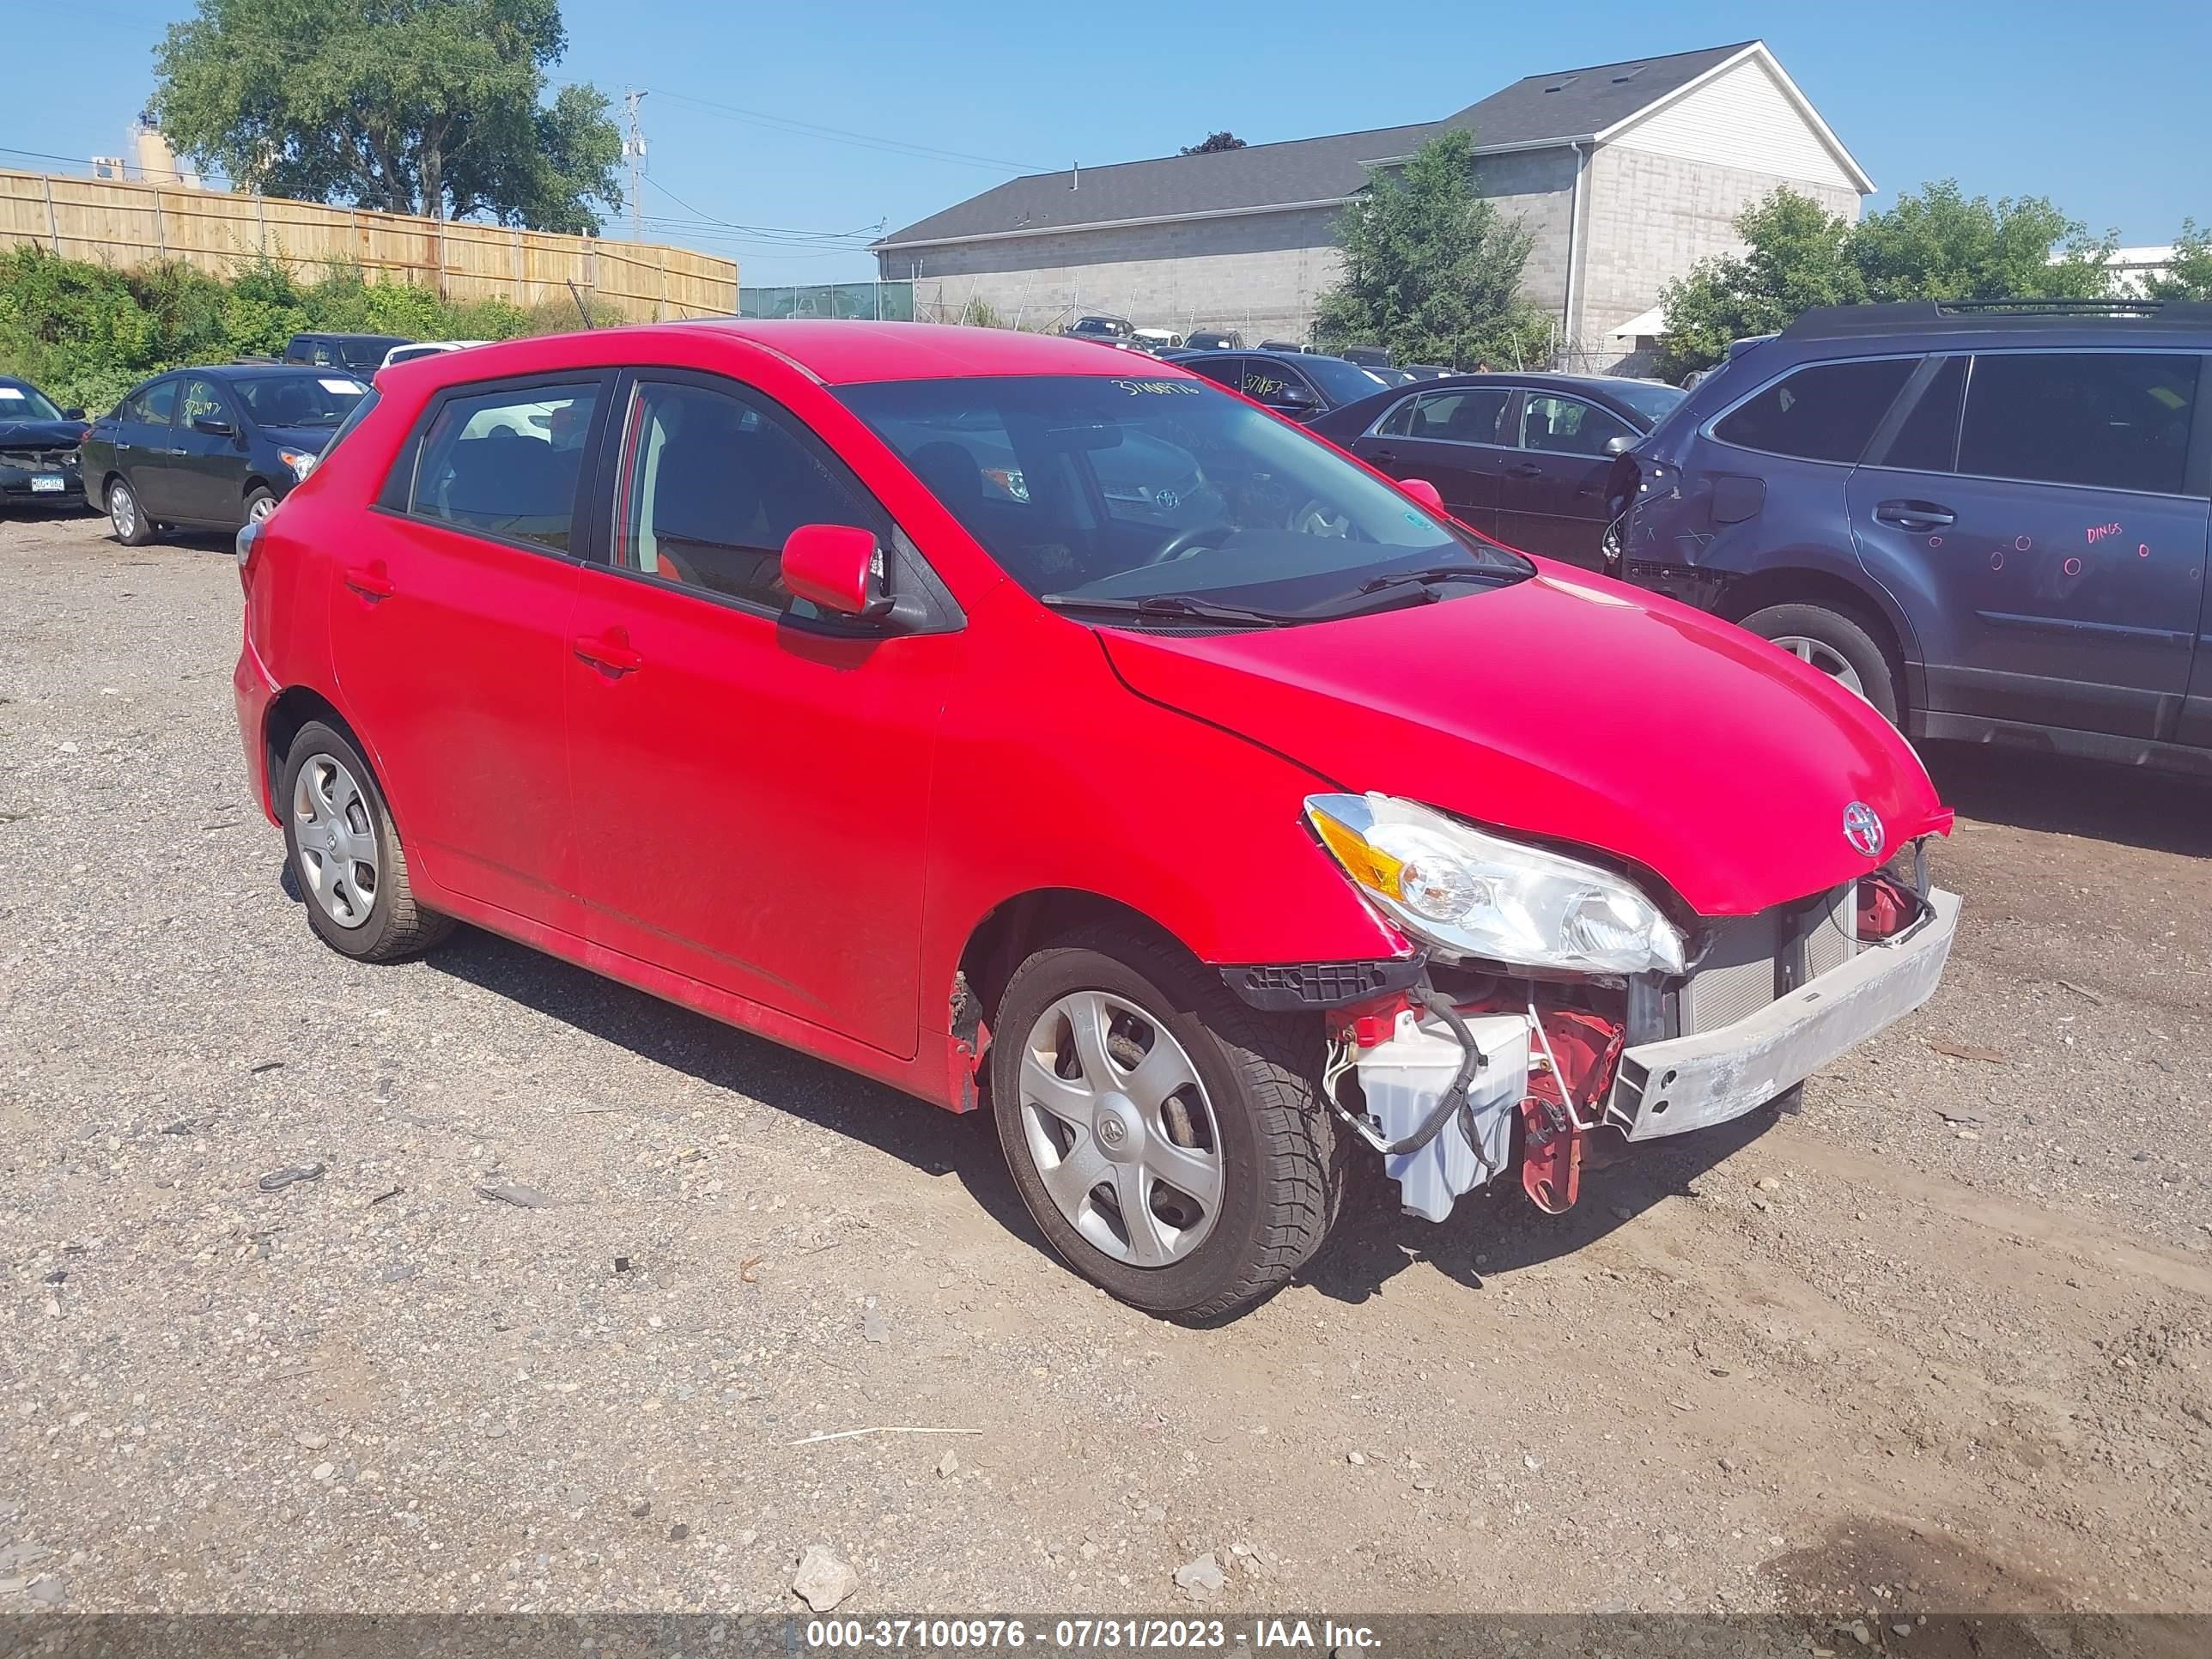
<box><xmin>233</xmin><ymin>322</ymin><xmax>1959</xmax><ymax>1320</ymax></box>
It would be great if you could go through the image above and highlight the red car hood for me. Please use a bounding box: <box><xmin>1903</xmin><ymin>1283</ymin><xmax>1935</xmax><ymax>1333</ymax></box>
<box><xmin>1098</xmin><ymin>568</ymin><xmax>1950</xmax><ymax>918</ymax></box>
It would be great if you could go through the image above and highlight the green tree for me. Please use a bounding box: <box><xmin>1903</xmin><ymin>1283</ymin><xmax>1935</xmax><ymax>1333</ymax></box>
<box><xmin>1653</xmin><ymin>190</ymin><xmax>1864</xmax><ymax>380</ymax></box>
<box><xmin>2145</xmin><ymin>220</ymin><xmax>2212</xmax><ymax>301</ymax></box>
<box><xmin>1850</xmin><ymin>179</ymin><xmax>2111</xmax><ymax>301</ymax></box>
<box><xmin>151</xmin><ymin>0</ymin><xmax>622</xmax><ymax>233</ymax></box>
<box><xmin>1313</xmin><ymin>130</ymin><xmax>1548</xmax><ymax>368</ymax></box>
<box><xmin>1655</xmin><ymin>181</ymin><xmax>2121</xmax><ymax>380</ymax></box>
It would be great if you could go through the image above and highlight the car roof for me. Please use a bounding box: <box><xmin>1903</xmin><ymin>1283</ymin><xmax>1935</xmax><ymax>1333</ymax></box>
<box><xmin>1309</xmin><ymin>370</ymin><xmax>1671</xmax><ymax>430</ymax></box>
<box><xmin>472</xmin><ymin>319</ymin><xmax>1206</xmax><ymax>386</ymax></box>
<box><xmin>200</xmin><ymin>362</ymin><xmax>371</xmax><ymax>381</ymax></box>
<box><xmin>295</xmin><ymin>331</ymin><xmax>410</xmax><ymax>343</ymax></box>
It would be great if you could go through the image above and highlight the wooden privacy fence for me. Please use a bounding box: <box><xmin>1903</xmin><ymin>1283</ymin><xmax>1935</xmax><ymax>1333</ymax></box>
<box><xmin>0</xmin><ymin>168</ymin><xmax>738</xmax><ymax>321</ymax></box>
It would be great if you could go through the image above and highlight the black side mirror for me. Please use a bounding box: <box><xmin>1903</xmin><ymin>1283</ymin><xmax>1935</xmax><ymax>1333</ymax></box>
<box><xmin>60</xmin><ymin>406</ymin><xmax>85</xmax><ymax>422</ymax></box>
<box><xmin>192</xmin><ymin>416</ymin><xmax>234</xmax><ymax>437</ymax></box>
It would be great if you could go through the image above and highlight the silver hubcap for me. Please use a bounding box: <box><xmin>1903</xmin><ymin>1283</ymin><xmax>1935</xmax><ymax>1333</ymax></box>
<box><xmin>111</xmin><ymin>485</ymin><xmax>136</xmax><ymax>539</ymax></box>
<box><xmin>292</xmin><ymin>753</ymin><xmax>380</xmax><ymax>929</ymax></box>
<box><xmin>1771</xmin><ymin>635</ymin><xmax>1868</xmax><ymax>700</ymax></box>
<box><xmin>248</xmin><ymin>495</ymin><xmax>276</xmax><ymax>524</ymax></box>
<box><xmin>1018</xmin><ymin>991</ymin><xmax>1224</xmax><ymax>1267</ymax></box>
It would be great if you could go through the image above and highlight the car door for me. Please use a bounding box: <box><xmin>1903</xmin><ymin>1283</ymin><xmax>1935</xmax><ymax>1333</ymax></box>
<box><xmin>1346</xmin><ymin>386</ymin><xmax>1512</xmax><ymax>535</ymax></box>
<box><xmin>169</xmin><ymin>375</ymin><xmax>250</xmax><ymax>525</ymax></box>
<box><xmin>115</xmin><ymin>377</ymin><xmax>185</xmax><ymax>517</ymax></box>
<box><xmin>1493</xmin><ymin>392</ymin><xmax>1638</xmax><ymax>567</ymax></box>
<box><xmin>563</xmin><ymin>370</ymin><xmax>960</xmax><ymax>1060</ymax></box>
<box><xmin>327</xmin><ymin>374</ymin><xmax>611</xmax><ymax>928</ymax></box>
<box><xmin>1850</xmin><ymin>349</ymin><xmax>2209</xmax><ymax>741</ymax></box>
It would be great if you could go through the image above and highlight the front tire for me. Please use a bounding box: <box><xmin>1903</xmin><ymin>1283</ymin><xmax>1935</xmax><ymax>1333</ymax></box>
<box><xmin>108</xmin><ymin>477</ymin><xmax>153</xmax><ymax>546</ymax></box>
<box><xmin>1738</xmin><ymin>601</ymin><xmax>1899</xmax><ymax>725</ymax></box>
<box><xmin>244</xmin><ymin>485</ymin><xmax>277</xmax><ymax>526</ymax></box>
<box><xmin>278</xmin><ymin>720</ymin><xmax>453</xmax><ymax>963</ymax></box>
<box><xmin>990</xmin><ymin>921</ymin><xmax>1343</xmax><ymax>1321</ymax></box>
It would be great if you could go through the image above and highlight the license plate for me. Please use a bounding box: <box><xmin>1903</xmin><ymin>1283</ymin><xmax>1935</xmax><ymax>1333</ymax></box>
<box><xmin>30</xmin><ymin>475</ymin><xmax>66</xmax><ymax>493</ymax></box>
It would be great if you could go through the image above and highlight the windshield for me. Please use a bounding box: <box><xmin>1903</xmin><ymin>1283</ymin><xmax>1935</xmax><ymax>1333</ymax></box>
<box><xmin>234</xmin><ymin>373</ymin><xmax>368</xmax><ymax>428</ymax></box>
<box><xmin>1297</xmin><ymin>356</ymin><xmax>1389</xmax><ymax>403</ymax></box>
<box><xmin>839</xmin><ymin>374</ymin><xmax>1529</xmax><ymax>619</ymax></box>
<box><xmin>0</xmin><ymin>380</ymin><xmax>65</xmax><ymax>422</ymax></box>
<box><xmin>1602</xmin><ymin>380</ymin><xmax>1687</xmax><ymax>424</ymax></box>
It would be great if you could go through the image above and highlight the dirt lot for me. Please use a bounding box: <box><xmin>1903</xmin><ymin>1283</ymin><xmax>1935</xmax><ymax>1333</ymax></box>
<box><xmin>2</xmin><ymin>510</ymin><xmax>2208</xmax><ymax>1624</ymax></box>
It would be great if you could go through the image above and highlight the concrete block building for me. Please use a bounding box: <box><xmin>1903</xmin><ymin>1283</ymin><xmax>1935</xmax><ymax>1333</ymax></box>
<box><xmin>872</xmin><ymin>42</ymin><xmax>1872</xmax><ymax>370</ymax></box>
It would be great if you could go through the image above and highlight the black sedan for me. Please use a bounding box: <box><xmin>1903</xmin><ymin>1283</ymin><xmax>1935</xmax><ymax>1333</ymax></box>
<box><xmin>78</xmin><ymin>364</ymin><xmax>369</xmax><ymax>544</ymax></box>
<box><xmin>1164</xmin><ymin>348</ymin><xmax>1389</xmax><ymax>425</ymax></box>
<box><xmin>1307</xmin><ymin>372</ymin><xmax>1685</xmax><ymax>567</ymax></box>
<box><xmin>0</xmin><ymin>378</ymin><xmax>90</xmax><ymax>512</ymax></box>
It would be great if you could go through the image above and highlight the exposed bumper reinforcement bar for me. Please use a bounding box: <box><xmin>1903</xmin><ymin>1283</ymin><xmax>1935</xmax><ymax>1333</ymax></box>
<box><xmin>1605</xmin><ymin>887</ymin><xmax>1961</xmax><ymax>1142</ymax></box>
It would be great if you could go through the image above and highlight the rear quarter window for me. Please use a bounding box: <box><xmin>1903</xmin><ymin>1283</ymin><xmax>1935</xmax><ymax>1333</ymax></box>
<box><xmin>1712</xmin><ymin>358</ymin><xmax>1917</xmax><ymax>464</ymax></box>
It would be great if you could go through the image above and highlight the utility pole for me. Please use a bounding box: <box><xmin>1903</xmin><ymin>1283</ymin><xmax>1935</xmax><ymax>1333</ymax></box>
<box><xmin>623</xmin><ymin>89</ymin><xmax>648</xmax><ymax>243</ymax></box>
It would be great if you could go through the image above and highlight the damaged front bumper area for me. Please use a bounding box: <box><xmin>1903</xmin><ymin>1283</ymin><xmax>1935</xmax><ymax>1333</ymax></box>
<box><xmin>1605</xmin><ymin>887</ymin><xmax>1959</xmax><ymax>1142</ymax></box>
<box><xmin>1322</xmin><ymin>878</ymin><xmax>1961</xmax><ymax>1223</ymax></box>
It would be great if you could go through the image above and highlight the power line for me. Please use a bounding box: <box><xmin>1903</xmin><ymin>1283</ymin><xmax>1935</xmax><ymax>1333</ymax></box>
<box><xmin>643</xmin><ymin>88</ymin><xmax>1047</xmax><ymax>173</ymax></box>
<box><xmin>639</xmin><ymin>179</ymin><xmax>878</xmax><ymax>246</ymax></box>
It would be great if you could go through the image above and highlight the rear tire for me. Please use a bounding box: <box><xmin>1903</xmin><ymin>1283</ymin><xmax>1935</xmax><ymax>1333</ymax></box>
<box><xmin>278</xmin><ymin>720</ymin><xmax>454</xmax><ymax>963</ymax></box>
<box><xmin>990</xmin><ymin>921</ymin><xmax>1344</xmax><ymax>1321</ymax></box>
<box><xmin>1738</xmin><ymin>601</ymin><xmax>1899</xmax><ymax>725</ymax></box>
<box><xmin>107</xmin><ymin>477</ymin><xmax>153</xmax><ymax>546</ymax></box>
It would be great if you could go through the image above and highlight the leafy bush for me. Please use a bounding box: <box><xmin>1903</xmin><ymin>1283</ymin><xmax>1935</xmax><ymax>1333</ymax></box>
<box><xmin>0</xmin><ymin>245</ymin><xmax>611</xmax><ymax>413</ymax></box>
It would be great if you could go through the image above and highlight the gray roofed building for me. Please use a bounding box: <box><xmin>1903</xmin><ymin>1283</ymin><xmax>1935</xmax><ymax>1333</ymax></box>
<box><xmin>875</xmin><ymin>41</ymin><xmax>1873</xmax><ymax>372</ymax></box>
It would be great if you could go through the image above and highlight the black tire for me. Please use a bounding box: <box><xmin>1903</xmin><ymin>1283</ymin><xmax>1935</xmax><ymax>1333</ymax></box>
<box><xmin>277</xmin><ymin>720</ymin><xmax>454</xmax><ymax>963</ymax></box>
<box><xmin>989</xmin><ymin>921</ymin><xmax>1345</xmax><ymax>1321</ymax></box>
<box><xmin>243</xmin><ymin>485</ymin><xmax>277</xmax><ymax>526</ymax></box>
<box><xmin>106</xmin><ymin>477</ymin><xmax>154</xmax><ymax>546</ymax></box>
<box><xmin>1737</xmin><ymin>601</ymin><xmax>1899</xmax><ymax>726</ymax></box>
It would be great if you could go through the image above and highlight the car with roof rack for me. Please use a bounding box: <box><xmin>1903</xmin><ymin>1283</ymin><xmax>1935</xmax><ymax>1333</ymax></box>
<box><xmin>1612</xmin><ymin>299</ymin><xmax>2212</xmax><ymax>775</ymax></box>
<box><xmin>231</xmin><ymin>319</ymin><xmax>1957</xmax><ymax>1320</ymax></box>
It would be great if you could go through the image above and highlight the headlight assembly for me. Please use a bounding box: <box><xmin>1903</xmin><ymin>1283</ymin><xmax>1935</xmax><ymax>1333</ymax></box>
<box><xmin>279</xmin><ymin>448</ymin><xmax>317</xmax><ymax>483</ymax></box>
<box><xmin>1306</xmin><ymin>792</ymin><xmax>1685</xmax><ymax>978</ymax></box>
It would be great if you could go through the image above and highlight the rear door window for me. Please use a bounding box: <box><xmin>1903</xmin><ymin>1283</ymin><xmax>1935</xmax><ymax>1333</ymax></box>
<box><xmin>1395</xmin><ymin>387</ymin><xmax>1511</xmax><ymax>445</ymax></box>
<box><xmin>406</xmin><ymin>382</ymin><xmax>601</xmax><ymax>552</ymax></box>
<box><xmin>1712</xmin><ymin>358</ymin><xmax>1917</xmax><ymax>464</ymax></box>
<box><xmin>1958</xmin><ymin>352</ymin><xmax>2199</xmax><ymax>495</ymax></box>
<box><xmin>122</xmin><ymin>380</ymin><xmax>178</xmax><ymax>427</ymax></box>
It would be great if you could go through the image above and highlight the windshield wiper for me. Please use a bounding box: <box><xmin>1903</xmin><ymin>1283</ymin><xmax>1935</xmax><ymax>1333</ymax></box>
<box><xmin>1353</xmin><ymin>562</ymin><xmax>1494</xmax><ymax>596</ymax></box>
<box><xmin>1041</xmin><ymin>592</ymin><xmax>1290</xmax><ymax>628</ymax></box>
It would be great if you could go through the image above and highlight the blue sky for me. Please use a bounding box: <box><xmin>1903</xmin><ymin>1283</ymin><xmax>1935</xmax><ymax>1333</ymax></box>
<box><xmin>16</xmin><ymin>0</ymin><xmax>2209</xmax><ymax>286</ymax></box>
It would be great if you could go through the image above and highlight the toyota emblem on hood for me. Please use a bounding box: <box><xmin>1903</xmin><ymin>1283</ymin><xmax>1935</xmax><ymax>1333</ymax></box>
<box><xmin>1843</xmin><ymin>801</ymin><xmax>1885</xmax><ymax>859</ymax></box>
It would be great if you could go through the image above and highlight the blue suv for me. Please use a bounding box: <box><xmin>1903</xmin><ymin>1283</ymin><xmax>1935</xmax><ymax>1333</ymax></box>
<box><xmin>1613</xmin><ymin>301</ymin><xmax>2212</xmax><ymax>775</ymax></box>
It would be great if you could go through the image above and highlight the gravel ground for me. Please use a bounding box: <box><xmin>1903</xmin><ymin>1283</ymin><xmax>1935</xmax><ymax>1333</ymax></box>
<box><xmin>2</xmin><ymin>510</ymin><xmax>2208</xmax><ymax>1621</ymax></box>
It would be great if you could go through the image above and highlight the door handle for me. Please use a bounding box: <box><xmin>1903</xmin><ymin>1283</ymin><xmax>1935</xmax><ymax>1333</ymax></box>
<box><xmin>1504</xmin><ymin>462</ymin><xmax>1543</xmax><ymax>478</ymax></box>
<box><xmin>1875</xmin><ymin>499</ymin><xmax>1955</xmax><ymax>531</ymax></box>
<box><xmin>1365</xmin><ymin>447</ymin><xmax>1399</xmax><ymax>465</ymax></box>
<box><xmin>343</xmin><ymin>562</ymin><xmax>394</xmax><ymax>600</ymax></box>
<box><xmin>572</xmin><ymin>630</ymin><xmax>643</xmax><ymax>675</ymax></box>
<box><xmin>116</xmin><ymin>441</ymin><xmax>134</xmax><ymax>453</ymax></box>
<box><xmin>165</xmin><ymin>447</ymin><xmax>186</xmax><ymax>457</ymax></box>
